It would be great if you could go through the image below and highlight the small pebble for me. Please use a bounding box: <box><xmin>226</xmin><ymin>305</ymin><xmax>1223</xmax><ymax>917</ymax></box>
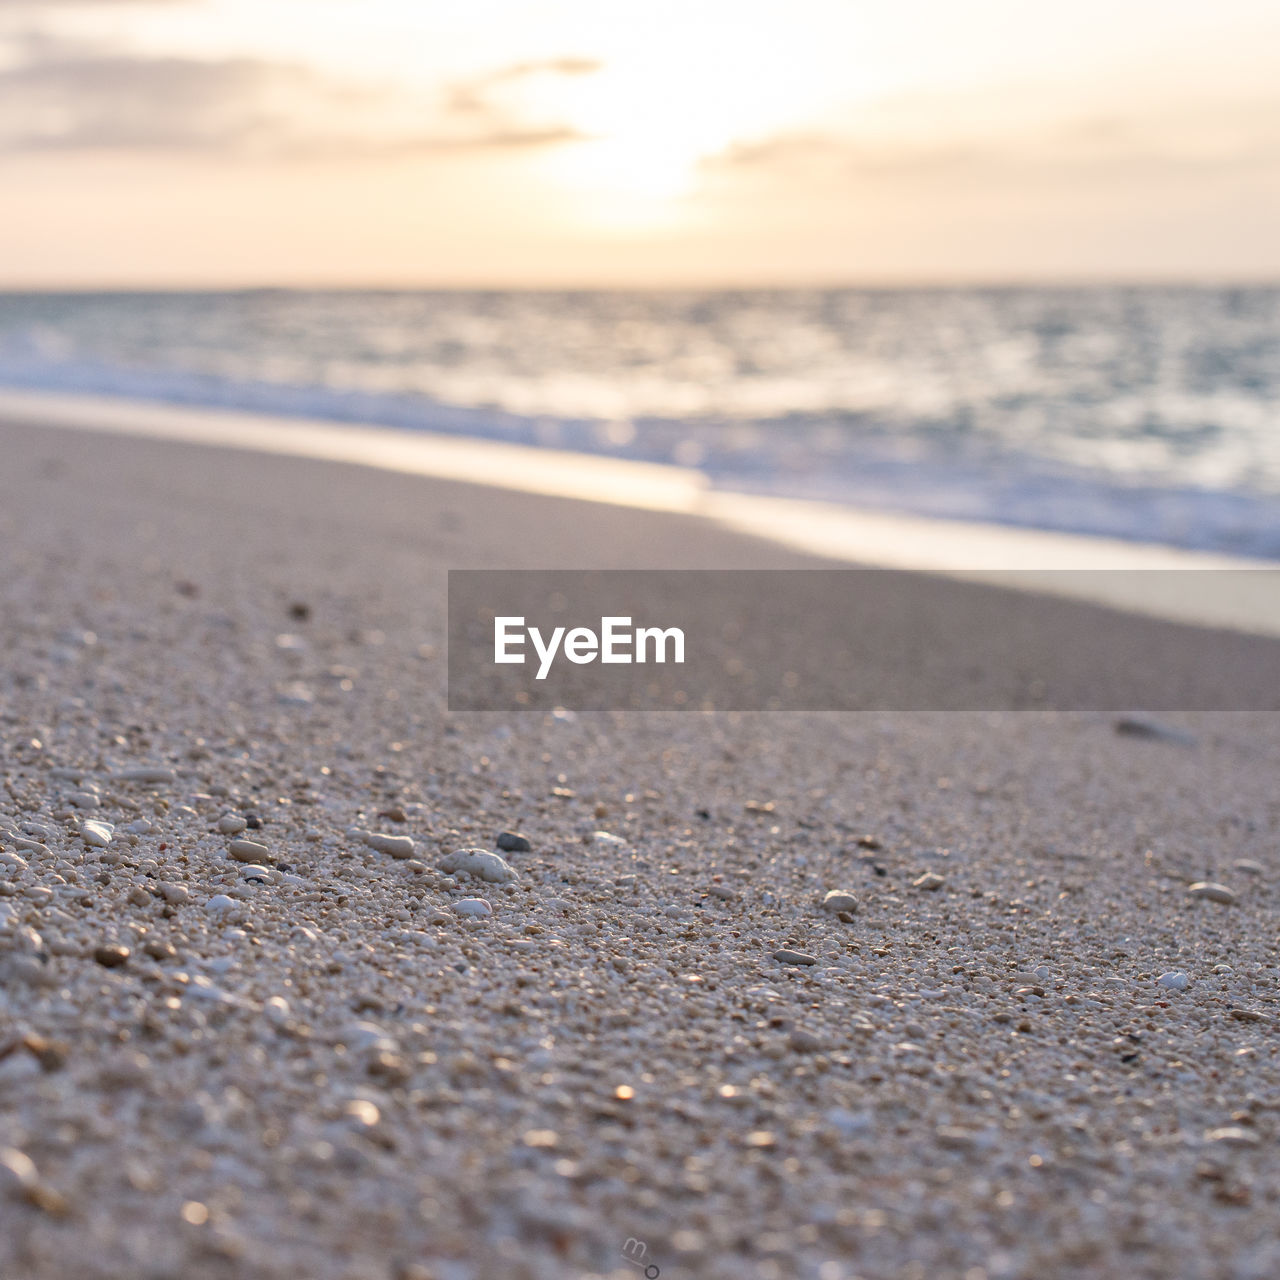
<box><xmin>913</xmin><ymin>873</ymin><xmax>945</xmax><ymax>891</ymax></box>
<box><xmin>453</xmin><ymin>898</ymin><xmax>493</xmax><ymax>918</ymax></box>
<box><xmin>438</xmin><ymin>849</ymin><xmax>519</xmax><ymax>884</ymax></box>
<box><xmin>789</xmin><ymin>1026</ymin><xmax>823</xmax><ymax>1052</ymax></box>
<box><xmin>1114</xmin><ymin>717</ymin><xmax>1197</xmax><ymax>745</ymax></box>
<box><xmin>366</xmin><ymin>833</ymin><xmax>415</xmax><ymax>859</ymax></box>
<box><xmin>228</xmin><ymin>839</ymin><xmax>271</xmax><ymax>864</ymax></box>
<box><xmin>821</xmin><ymin>889</ymin><xmax>858</xmax><ymax>913</ymax></box>
<box><xmin>263</xmin><ymin>996</ymin><xmax>291</xmax><ymax>1025</ymax></box>
<box><xmin>205</xmin><ymin>894</ymin><xmax>236</xmax><ymax>913</ymax></box>
<box><xmin>1187</xmin><ymin>882</ymin><xmax>1237</xmax><ymax>905</ymax></box>
<box><xmin>216</xmin><ymin>814</ymin><xmax>248</xmax><ymax>835</ymax></box>
<box><xmin>773</xmin><ymin>948</ymin><xmax>818</xmax><ymax>966</ymax></box>
<box><xmin>0</xmin><ymin>1148</ymin><xmax>38</xmax><ymax>1195</ymax></box>
<box><xmin>81</xmin><ymin>820</ymin><xmax>114</xmax><ymax>848</ymax></box>
<box><xmin>496</xmin><ymin>831</ymin><xmax>532</xmax><ymax>853</ymax></box>
<box><xmin>1157</xmin><ymin>971</ymin><xmax>1190</xmax><ymax>991</ymax></box>
<box><xmin>93</xmin><ymin>944</ymin><xmax>130</xmax><ymax>969</ymax></box>
<box><xmin>1205</xmin><ymin>1126</ymin><xmax>1261</xmax><ymax>1148</ymax></box>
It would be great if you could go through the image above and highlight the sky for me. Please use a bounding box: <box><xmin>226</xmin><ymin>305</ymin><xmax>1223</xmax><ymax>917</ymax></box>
<box><xmin>2</xmin><ymin>0</ymin><xmax>1279</xmax><ymax>287</ymax></box>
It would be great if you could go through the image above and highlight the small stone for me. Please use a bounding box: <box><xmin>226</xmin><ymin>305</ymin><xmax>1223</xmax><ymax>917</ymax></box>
<box><xmin>789</xmin><ymin>1026</ymin><xmax>823</xmax><ymax>1052</ymax></box>
<box><xmin>20</xmin><ymin>1033</ymin><xmax>67</xmax><ymax>1072</ymax></box>
<box><xmin>1187</xmin><ymin>882</ymin><xmax>1237</xmax><ymax>905</ymax></box>
<box><xmin>344</xmin><ymin>1099</ymin><xmax>381</xmax><ymax>1128</ymax></box>
<box><xmin>1114</xmin><ymin>716</ymin><xmax>1197</xmax><ymax>745</ymax></box>
<box><xmin>591</xmin><ymin>831</ymin><xmax>626</xmax><ymax>846</ymax></box>
<box><xmin>913</xmin><ymin>872</ymin><xmax>945</xmax><ymax>891</ymax></box>
<box><xmin>1205</xmin><ymin>1126</ymin><xmax>1261</xmax><ymax>1148</ymax></box>
<box><xmin>81</xmin><ymin>820</ymin><xmax>114</xmax><ymax>848</ymax></box>
<box><xmin>205</xmin><ymin>894</ymin><xmax>236</xmax><ymax>913</ymax></box>
<box><xmin>277</xmin><ymin>682</ymin><xmax>314</xmax><ymax>706</ymax></box>
<box><xmin>773</xmin><ymin>948</ymin><xmax>818</xmax><ymax>966</ymax></box>
<box><xmin>496</xmin><ymin>831</ymin><xmax>532</xmax><ymax>853</ymax></box>
<box><xmin>1232</xmin><ymin>859</ymin><xmax>1265</xmax><ymax>876</ymax></box>
<box><xmin>453</xmin><ymin>898</ymin><xmax>493</xmax><ymax>918</ymax></box>
<box><xmin>821</xmin><ymin>889</ymin><xmax>858</xmax><ymax>913</ymax></box>
<box><xmin>339</xmin><ymin>1022</ymin><xmax>398</xmax><ymax>1053</ymax></box>
<box><xmin>127</xmin><ymin>886</ymin><xmax>151</xmax><ymax>907</ymax></box>
<box><xmin>216</xmin><ymin>814</ymin><xmax>248</xmax><ymax>835</ymax></box>
<box><xmin>263</xmin><ymin>996</ymin><xmax>291</xmax><ymax>1025</ymax></box>
<box><xmin>438</xmin><ymin>849</ymin><xmax>519</xmax><ymax>884</ymax></box>
<box><xmin>1228</xmin><ymin>1008</ymin><xmax>1269</xmax><ymax>1023</ymax></box>
<box><xmin>68</xmin><ymin>791</ymin><xmax>100</xmax><ymax>809</ymax></box>
<box><xmin>159</xmin><ymin>883</ymin><xmax>190</xmax><ymax>905</ymax></box>
<box><xmin>228</xmin><ymin>839</ymin><xmax>271</xmax><ymax>864</ymax></box>
<box><xmin>367</xmin><ymin>1052</ymin><xmax>410</xmax><ymax>1084</ymax></box>
<box><xmin>93</xmin><ymin>944</ymin><xmax>130</xmax><ymax>969</ymax></box>
<box><xmin>1157</xmin><ymin>971</ymin><xmax>1190</xmax><ymax>991</ymax></box>
<box><xmin>707</xmin><ymin>884</ymin><xmax>738</xmax><ymax>901</ymax></box>
<box><xmin>143</xmin><ymin>939</ymin><xmax>176</xmax><ymax>961</ymax></box>
<box><xmin>367</xmin><ymin>833</ymin><xmax>415</xmax><ymax>859</ymax></box>
<box><xmin>0</xmin><ymin>1148</ymin><xmax>38</xmax><ymax>1195</ymax></box>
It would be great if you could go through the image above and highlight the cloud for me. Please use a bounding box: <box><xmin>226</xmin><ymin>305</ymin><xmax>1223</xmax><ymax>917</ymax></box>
<box><xmin>447</xmin><ymin>56</ymin><xmax>601</xmax><ymax>115</ymax></box>
<box><xmin>0</xmin><ymin>33</ymin><xmax>592</xmax><ymax>155</ymax></box>
<box><xmin>708</xmin><ymin>109</ymin><xmax>1280</xmax><ymax>183</ymax></box>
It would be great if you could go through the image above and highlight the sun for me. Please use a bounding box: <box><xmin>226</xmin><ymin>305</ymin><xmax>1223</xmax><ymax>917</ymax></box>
<box><xmin>524</xmin><ymin>16</ymin><xmax>826</xmax><ymax>229</ymax></box>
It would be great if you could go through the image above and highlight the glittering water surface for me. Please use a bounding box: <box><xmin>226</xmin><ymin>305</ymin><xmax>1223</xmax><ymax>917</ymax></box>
<box><xmin>2</xmin><ymin>287</ymin><xmax>1278</xmax><ymax>554</ymax></box>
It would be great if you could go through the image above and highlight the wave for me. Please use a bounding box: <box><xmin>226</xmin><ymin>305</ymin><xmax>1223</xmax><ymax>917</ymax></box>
<box><xmin>2</xmin><ymin>352</ymin><xmax>1279</xmax><ymax>560</ymax></box>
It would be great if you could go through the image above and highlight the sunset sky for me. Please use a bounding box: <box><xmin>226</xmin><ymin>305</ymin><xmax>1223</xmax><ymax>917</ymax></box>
<box><xmin>3</xmin><ymin>0</ymin><xmax>1279</xmax><ymax>286</ymax></box>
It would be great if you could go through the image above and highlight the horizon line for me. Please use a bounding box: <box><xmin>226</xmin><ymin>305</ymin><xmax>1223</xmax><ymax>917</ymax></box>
<box><xmin>3</xmin><ymin>274</ymin><xmax>1280</xmax><ymax>295</ymax></box>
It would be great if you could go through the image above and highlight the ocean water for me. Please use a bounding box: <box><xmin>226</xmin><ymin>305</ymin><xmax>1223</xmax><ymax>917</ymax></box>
<box><xmin>2</xmin><ymin>287</ymin><xmax>1278</xmax><ymax>556</ymax></box>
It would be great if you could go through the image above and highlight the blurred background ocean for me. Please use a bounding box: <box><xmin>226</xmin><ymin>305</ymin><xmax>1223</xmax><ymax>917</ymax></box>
<box><xmin>3</xmin><ymin>286</ymin><xmax>1278</xmax><ymax>557</ymax></box>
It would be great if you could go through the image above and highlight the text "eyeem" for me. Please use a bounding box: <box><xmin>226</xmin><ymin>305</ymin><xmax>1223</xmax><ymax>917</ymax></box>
<box><xmin>494</xmin><ymin>616</ymin><xmax>685</xmax><ymax>680</ymax></box>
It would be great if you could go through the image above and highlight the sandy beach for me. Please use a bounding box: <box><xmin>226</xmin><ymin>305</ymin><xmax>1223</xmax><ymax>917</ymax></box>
<box><xmin>4</xmin><ymin>413</ymin><xmax>1280</xmax><ymax>1280</ymax></box>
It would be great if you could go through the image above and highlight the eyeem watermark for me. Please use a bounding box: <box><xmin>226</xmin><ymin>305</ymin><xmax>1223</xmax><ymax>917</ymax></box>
<box><xmin>494</xmin><ymin>615</ymin><xmax>685</xmax><ymax>680</ymax></box>
<box><xmin>448</xmin><ymin>568</ymin><xmax>1280</xmax><ymax>711</ymax></box>
<box><xmin>620</xmin><ymin>1236</ymin><xmax>661</xmax><ymax>1278</ymax></box>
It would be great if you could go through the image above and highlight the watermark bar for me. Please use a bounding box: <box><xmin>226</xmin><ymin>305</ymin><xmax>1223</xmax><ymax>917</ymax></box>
<box><xmin>448</xmin><ymin>569</ymin><xmax>1280</xmax><ymax>712</ymax></box>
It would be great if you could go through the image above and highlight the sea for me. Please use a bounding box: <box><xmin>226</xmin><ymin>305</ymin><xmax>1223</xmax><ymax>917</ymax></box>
<box><xmin>1</xmin><ymin>286</ymin><xmax>1278</xmax><ymax>557</ymax></box>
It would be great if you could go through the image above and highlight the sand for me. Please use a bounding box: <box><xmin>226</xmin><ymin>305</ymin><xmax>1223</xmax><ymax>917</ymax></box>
<box><xmin>3</xmin><ymin>416</ymin><xmax>1280</xmax><ymax>1280</ymax></box>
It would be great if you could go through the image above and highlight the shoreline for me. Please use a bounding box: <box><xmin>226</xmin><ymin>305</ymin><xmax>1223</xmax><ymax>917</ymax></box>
<box><xmin>4</xmin><ymin>386</ymin><xmax>1279</xmax><ymax>638</ymax></box>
